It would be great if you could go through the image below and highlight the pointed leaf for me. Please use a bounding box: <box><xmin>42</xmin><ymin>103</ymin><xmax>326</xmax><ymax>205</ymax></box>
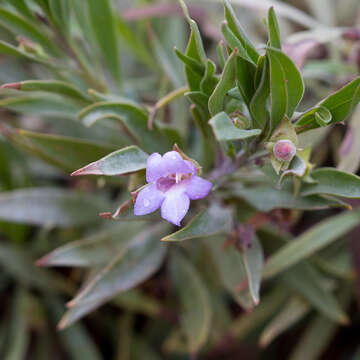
<box><xmin>2</xmin><ymin>80</ymin><xmax>91</xmax><ymax>103</ymax></box>
<box><xmin>267</xmin><ymin>7</ymin><xmax>281</xmax><ymax>49</ymax></box>
<box><xmin>0</xmin><ymin>188</ymin><xmax>109</xmax><ymax>227</ymax></box>
<box><xmin>7</xmin><ymin>128</ymin><xmax>117</xmax><ymax>172</ymax></box>
<box><xmin>68</xmin><ymin>225</ymin><xmax>167</xmax><ymax>307</ymax></box>
<box><xmin>79</xmin><ymin>101</ymin><xmax>172</xmax><ymax>153</ymax></box>
<box><xmin>162</xmin><ymin>204</ymin><xmax>232</xmax><ymax>242</ymax></box>
<box><xmin>263</xmin><ymin>210</ymin><xmax>360</xmax><ymax>278</ymax></box>
<box><xmin>37</xmin><ymin>223</ymin><xmax>143</xmax><ymax>267</ymax></box>
<box><xmin>223</xmin><ymin>0</ymin><xmax>259</xmax><ymax>62</ymax></box>
<box><xmin>241</xmin><ymin>236</ymin><xmax>264</xmax><ymax>305</ymax></box>
<box><xmin>71</xmin><ymin>146</ymin><xmax>148</xmax><ymax>176</ymax></box>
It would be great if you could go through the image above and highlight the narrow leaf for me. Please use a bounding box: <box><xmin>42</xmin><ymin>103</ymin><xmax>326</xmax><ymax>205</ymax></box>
<box><xmin>263</xmin><ymin>210</ymin><xmax>360</xmax><ymax>278</ymax></box>
<box><xmin>162</xmin><ymin>204</ymin><xmax>232</xmax><ymax>242</ymax></box>
<box><xmin>170</xmin><ymin>251</ymin><xmax>212</xmax><ymax>353</ymax></box>
<box><xmin>67</xmin><ymin>225</ymin><xmax>167</xmax><ymax>307</ymax></box>
<box><xmin>0</xmin><ymin>188</ymin><xmax>109</xmax><ymax>227</ymax></box>
<box><xmin>87</xmin><ymin>0</ymin><xmax>121</xmax><ymax>82</ymax></box>
<box><xmin>71</xmin><ymin>146</ymin><xmax>148</xmax><ymax>176</ymax></box>
<box><xmin>208</xmin><ymin>49</ymin><xmax>237</xmax><ymax>116</ymax></box>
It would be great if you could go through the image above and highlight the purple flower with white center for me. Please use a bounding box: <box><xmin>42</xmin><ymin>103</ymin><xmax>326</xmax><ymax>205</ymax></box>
<box><xmin>134</xmin><ymin>151</ymin><xmax>212</xmax><ymax>226</ymax></box>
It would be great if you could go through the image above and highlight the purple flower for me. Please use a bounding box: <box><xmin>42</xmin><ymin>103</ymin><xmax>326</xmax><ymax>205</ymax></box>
<box><xmin>134</xmin><ymin>151</ymin><xmax>212</xmax><ymax>226</ymax></box>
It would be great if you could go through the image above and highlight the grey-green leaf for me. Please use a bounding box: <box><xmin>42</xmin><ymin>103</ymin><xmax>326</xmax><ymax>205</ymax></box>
<box><xmin>170</xmin><ymin>251</ymin><xmax>212</xmax><ymax>353</ymax></box>
<box><xmin>208</xmin><ymin>49</ymin><xmax>237</xmax><ymax>116</ymax></box>
<box><xmin>87</xmin><ymin>0</ymin><xmax>121</xmax><ymax>82</ymax></box>
<box><xmin>68</xmin><ymin>225</ymin><xmax>167</xmax><ymax>307</ymax></box>
<box><xmin>301</xmin><ymin>168</ymin><xmax>360</xmax><ymax>198</ymax></box>
<box><xmin>0</xmin><ymin>188</ymin><xmax>110</xmax><ymax>227</ymax></box>
<box><xmin>71</xmin><ymin>146</ymin><xmax>148</xmax><ymax>176</ymax></box>
<box><xmin>263</xmin><ymin>210</ymin><xmax>360</xmax><ymax>278</ymax></box>
<box><xmin>209</xmin><ymin>111</ymin><xmax>261</xmax><ymax>141</ymax></box>
<box><xmin>162</xmin><ymin>204</ymin><xmax>232</xmax><ymax>242</ymax></box>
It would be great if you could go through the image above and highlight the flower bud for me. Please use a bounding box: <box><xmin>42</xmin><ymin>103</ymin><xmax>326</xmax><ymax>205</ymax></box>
<box><xmin>273</xmin><ymin>139</ymin><xmax>296</xmax><ymax>162</ymax></box>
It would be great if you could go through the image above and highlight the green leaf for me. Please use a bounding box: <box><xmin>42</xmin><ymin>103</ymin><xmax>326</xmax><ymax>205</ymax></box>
<box><xmin>221</xmin><ymin>23</ymin><xmax>255</xmax><ymax>65</ymax></box>
<box><xmin>4</xmin><ymin>80</ymin><xmax>91</xmax><ymax>103</ymax></box>
<box><xmin>151</xmin><ymin>30</ymin><xmax>183</xmax><ymax>88</ymax></box>
<box><xmin>200</xmin><ymin>59</ymin><xmax>218</xmax><ymax>96</ymax></box>
<box><xmin>112</xmin><ymin>289</ymin><xmax>161</xmax><ymax>318</ymax></box>
<box><xmin>263</xmin><ymin>210</ymin><xmax>360</xmax><ymax>278</ymax></box>
<box><xmin>250</xmin><ymin>56</ymin><xmax>270</xmax><ymax>129</ymax></box>
<box><xmin>36</xmin><ymin>223</ymin><xmax>143</xmax><ymax>267</ymax></box>
<box><xmin>0</xmin><ymin>242</ymin><xmax>71</xmax><ymax>293</ymax></box>
<box><xmin>7</xmin><ymin>128</ymin><xmax>117</xmax><ymax>172</ymax></box>
<box><xmin>162</xmin><ymin>204</ymin><xmax>232</xmax><ymax>242</ymax></box>
<box><xmin>233</xmin><ymin>185</ymin><xmax>346</xmax><ymax>212</ymax></box>
<box><xmin>229</xmin><ymin>286</ymin><xmax>287</xmax><ymax>340</ymax></box>
<box><xmin>206</xmin><ymin>236</ymin><xmax>254</xmax><ymax>309</ymax></box>
<box><xmin>0</xmin><ymin>188</ymin><xmax>109</xmax><ymax>227</ymax></box>
<box><xmin>301</xmin><ymin>168</ymin><xmax>360</xmax><ymax>198</ymax></box>
<box><xmin>241</xmin><ymin>236</ymin><xmax>264</xmax><ymax>305</ymax></box>
<box><xmin>209</xmin><ymin>111</ymin><xmax>261</xmax><ymax>141</ymax></box>
<box><xmin>0</xmin><ymin>7</ymin><xmax>59</xmax><ymax>56</ymax></box>
<box><xmin>49</xmin><ymin>0</ymin><xmax>70</xmax><ymax>35</ymax></box>
<box><xmin>116</xmin><ymin>16</ymin><xmax>156</xmax><ymax>70</ymax></box>
<box><xmin>284</xmin><ymin>263</ymin><xmax>348</xmax><ymax>324</ymax></box>
<box><xmin>0</xmin><ymin>92</ymin><xmax>82</xmax><ymax>118</ymax></box>
<box><xmin>223</xmin><ymin>0</ymin><xmax>259</xmax><ymax>63</ymax></box>
<box><xmin>0</xmin><ymin>40</ymin><xmax>55</xmax><ymax>67</ymax></box>
<box><xmin>296</xmin><ymin>77</ymin><xmax>360</xmax><ymax>131</ymax></box>
<box><xmin>288</xmin><ymin>285</ymin><xmax>352</xmax><ymax>360</ymax></box>
<box><xmin>174</xmin><ymin>47</ymin><xmax>204</xmax><ymax>77</ymax></box>
<box><xmin>259</xmin><ymin>297</ymin><xmax>310</xmax><ymax>347</ymax></box>
<box><xmin>67</xmin><ymin>224</ymin><xmax>167</xmax><ymax>307</ymax></box>
<box><xmin>48</xmin><ymin>300</ymin><xmax>103</xmax><ymax>360</ymax></box>
<box><xmin>267</xmin><ymin>7</ymin><xmax>281</xmax><ymax>49</ymax></box>
<box><xmin>71</xmin><ymin>146</ymin><xmax>148</xmax><ymax>176</ymax></box>
<box><xmin>5</xmin><ymin>0</ymin><xmax>37</xmax><ymax>21</ymax></box>
<box><xmin>170</xmin><ymin>251</ymin><xmax>212</xmax><ymax>353</ymax></box>
<box><xmin>79</xmin><ymin>101</ymin><xmax>172</xmax><ymax>153</ymax></box>
<box><xmin>208</xmin><ymin>49</ymin><xmax>237</xmax><ymax>116</ymax></box>
<box><xmin>179</xmin><ymin>0</ymin><xmax>206</xmax><ymax>64</ymax></box>
<box><xmin>236</xmin><ymin>55</ymin><xmax>257</xmax><ymax>105</ymax></box>
<box><xmin>267</xmin><ymin>47</ymin><xmax>304</xmax><ymax>131</ymax></box>
<box><xmin>4</xmin><ymin>288</ymin><xmax>29</xmax><ymax>360</ymax></box>
<box><xmin>87</xmin><ymin>0</ymin><xmax>121</xmax><ymax>82</ymax></box>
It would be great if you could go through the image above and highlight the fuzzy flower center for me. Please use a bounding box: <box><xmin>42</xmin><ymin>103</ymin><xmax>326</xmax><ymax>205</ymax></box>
<box><xmin>156</xmin><ymin>173</ymin><xmax>191</xmax><ymax>193</ymax></box>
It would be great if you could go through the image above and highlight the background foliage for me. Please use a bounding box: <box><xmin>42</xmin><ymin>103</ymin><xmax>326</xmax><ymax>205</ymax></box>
<box><xmin>1</xmin><ymin>0</ymin><xmax>360</xmax><ymax>359</ymax></box>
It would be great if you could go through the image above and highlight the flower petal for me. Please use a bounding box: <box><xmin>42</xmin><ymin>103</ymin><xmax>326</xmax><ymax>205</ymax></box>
<box><xmin>161</xmin><ymin>192</ymin><xmax>190</xmax><ymax>226</ymax></box>
<box><xmin>184</xmin><ymin>160</ymin><xmax>198</xmax><ymax>175</ymax></box>
<box><xmin>186</xmin><ymin>176</ymin><xmax>212</xmax><ymax>200</ymax></box>
<box><xmin>134</xmin><ymin>183</ymin><xmax>165</xmax><ymax>216</ymax></box>
<box><xmin>162</xmin><ymin>151</ymin><xmax>192</xmax><ymax>175</ymax></box>
<box><xmin>146</xmin><ymin>153</ymin><xmax>166</xmax><ymax>183</ymax></box>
